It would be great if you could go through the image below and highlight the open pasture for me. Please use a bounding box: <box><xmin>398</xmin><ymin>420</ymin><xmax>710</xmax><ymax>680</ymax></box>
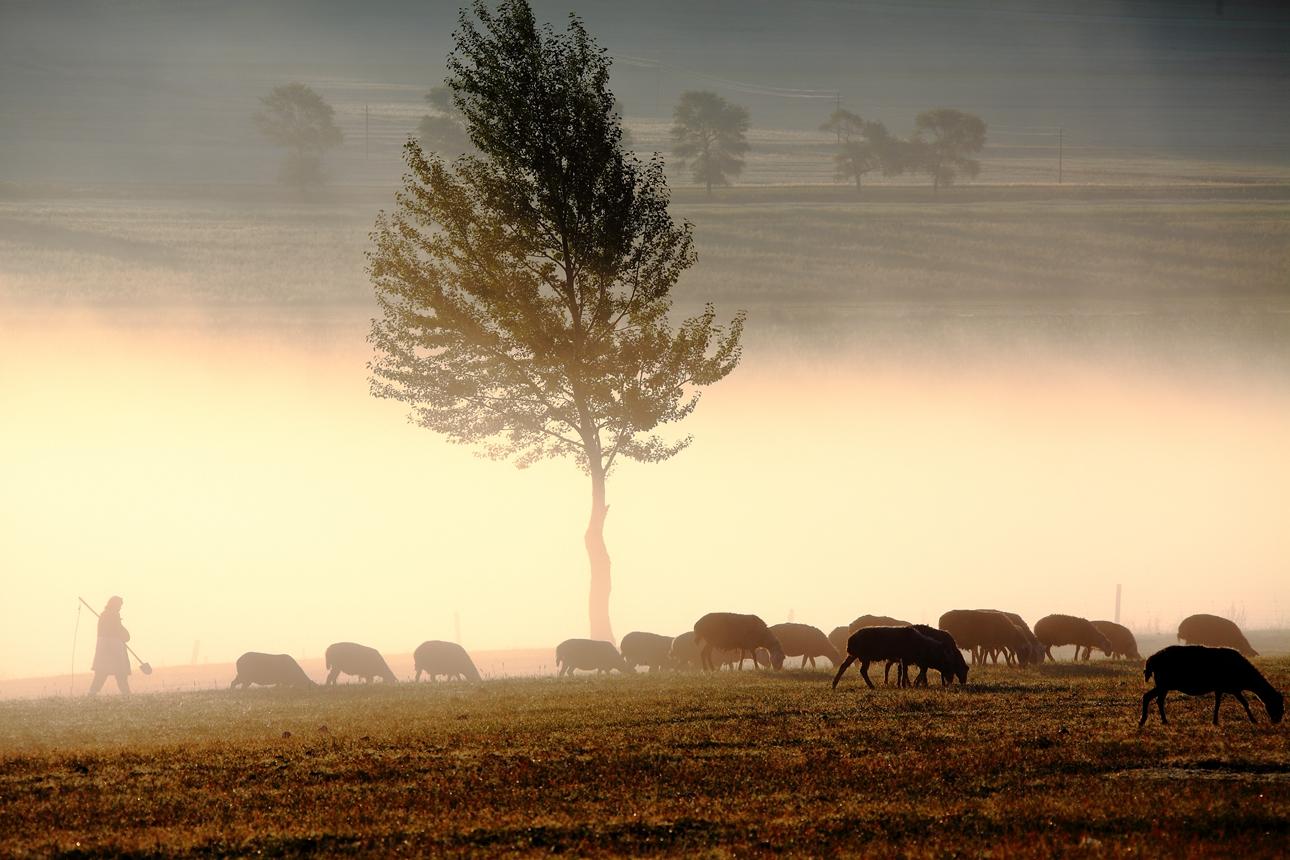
<box><xmin>2</xmin><ymin>659</ymin><xmax>1287</xmax><ymax>856</ymax></box>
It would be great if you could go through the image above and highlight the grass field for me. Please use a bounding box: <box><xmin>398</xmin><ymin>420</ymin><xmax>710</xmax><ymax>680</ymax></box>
<box><xmin>2</xmin><ymin>659</ymin><xmax>1287</xmax><ymax>856</ymax></box>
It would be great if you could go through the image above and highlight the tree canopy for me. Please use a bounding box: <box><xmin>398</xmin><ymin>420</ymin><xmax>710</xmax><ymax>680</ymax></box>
<box><xmin>671</xmin><ymin>91</ymin><xmax>750</xmax><ymax>195</ymax></box>
<box><xmin>911</xmin><ymin>108</ymin><xmax>987</xmax><ymax>191</ymax></box>
<box><xmin>417</xmin><ymin>84</ymin><xmax>473</xmax><ymax>157</ymax></box>
<box><xmin>253</xmin><ymin>82</ymin><xmax>343</xmax><ymax>187</ymax></box>
<box><xmin>368</xmin><ymin>0</ymin><xmax>745</xmax><ymax>640</ymax></box>
<box><xmin>819</xmin><ymin>109</ymin><xmax>903</xmax><ymax>192</ymax></box>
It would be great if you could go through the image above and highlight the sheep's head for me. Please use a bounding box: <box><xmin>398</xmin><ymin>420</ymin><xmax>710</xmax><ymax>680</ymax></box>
<box><xmin>768</xmin><ymin>644</ymin><xmax>786</xmax><ymax>671</ymax></box>
<box><xmin>1264</xmin><ymin>690</ymin><xmax>1284</xmax><ymax>724</ymax></box>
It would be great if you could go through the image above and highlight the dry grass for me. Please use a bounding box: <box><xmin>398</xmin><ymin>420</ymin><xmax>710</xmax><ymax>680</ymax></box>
<box><xmin>2</xmin><ymin>658</ymin><xmax>1287</xmax><ymax>856</ymax></box>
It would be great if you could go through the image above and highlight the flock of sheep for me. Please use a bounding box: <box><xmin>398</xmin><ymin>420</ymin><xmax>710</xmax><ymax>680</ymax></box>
<box><xmin>227</xmin><ymin>611</ymin><xmax>1283</xmax><ymax>728</ymax></box>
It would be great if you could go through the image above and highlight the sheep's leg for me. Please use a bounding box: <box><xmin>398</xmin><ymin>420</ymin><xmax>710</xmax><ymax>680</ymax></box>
<box><xmin>1233</xmin><ymin>691</ymin><xmax>1257</xmax><ymax>723</ymax></box>
<box><xmin>700</xmin><ymin>644</ymin><xmax>713</xmax><ymax>672</ymax></box>
<box><xmin>831</xmin><ymin>655</ymin><xmax>856</xmax><ymax>689</ymax></box>
<box><xmin>1157</xmin><ymin>690</ymin><xmax>1168</xmax><ymax>724</ymax></box>
<box><xmin>858</xmin><ymin>661</ymin><xmax>877</xmax><ymax>689</ymax></box>
<box><xmin>1139</xmin><ymin>688</ymin><xmax>1157</xmax><ymax>726</ymax></box>
<box><xmin>325</xmin><ymin>668</ymin><xmax>340</xmax><ymax>685</ymax></box>
<box><xmin>1212</xmin><ymin>692</ymin><xmax>1224</xmax><ymax>725</ymax></box>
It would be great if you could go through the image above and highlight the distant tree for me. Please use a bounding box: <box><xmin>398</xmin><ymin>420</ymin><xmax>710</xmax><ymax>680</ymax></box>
<box><xmin>819</xmin><ymin>109</ymin><xmax>903</xmax><ymax>193</ymax></box>
<box><xmin>417</xmin><ymin>84</ymin><xmax>473</xmax><ymax>156</ymax></box>
<box><xmin>671</xmin><ymin>91</ymin><xmax>750</xmax><ymax>195</ymax></box>
<box><xmin>368</xmin><ymin>0</ymin><xmax>745</xmax><ymax>642</ymax></box>
<box><xmin>253</xmin><ymin>83</ymin><xmax>343</xmax><ymax>187</ymax></box>
<box><xmin>911</xmin><ymin>108</ymin><xmax>987</xmax><ymax>192</ymax></box>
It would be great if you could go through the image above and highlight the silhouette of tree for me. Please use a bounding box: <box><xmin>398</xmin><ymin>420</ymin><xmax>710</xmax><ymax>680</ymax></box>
<box><xmin>671</xmin><ymin>91</ymin><xmax>749</xmax><ymax>195</ymax></box>
<box><xmin>819</xmin><ymin>110</ymin><xmax>903</xmax><ymax>193</ymax></box>
<box><xmin>417</xmin><ymin>85</ymin><xmax>473</xmax><ymax>156</ymax></box>
<box><xmin>368</xmin><ymin>0</ymin><xmax>745</xmax><ymax>642</ymax></box>
<box><xmin>911</xmin><ymin>108</ymin><xmax>987</xmax><ymax>192</ymax></box>
<box><xmin>253</xmin><ymin>83</ymin><xmax>343</xmax><ymax>187</ymax></box>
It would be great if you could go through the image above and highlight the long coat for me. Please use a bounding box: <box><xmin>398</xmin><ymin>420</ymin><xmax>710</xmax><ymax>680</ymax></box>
<box><xmin>91</xmin><ymin>611</ymin><xmax>131</xmax><ymax>676</ymax></box>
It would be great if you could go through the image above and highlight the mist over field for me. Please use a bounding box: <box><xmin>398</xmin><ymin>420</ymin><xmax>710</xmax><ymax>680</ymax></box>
<box><xmin>1</xmin><ymin>0</ymin><xmax>1288</xmax><ymax>689</ymax></box>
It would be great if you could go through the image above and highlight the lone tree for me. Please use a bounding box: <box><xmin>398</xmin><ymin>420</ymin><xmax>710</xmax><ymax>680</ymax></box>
<box><xmin>819</xmin><ymin>109</ymin><xmax>903</xmax><ymax>193</ymax></box>
<box><xmin>417</xmin><ymin>84</ymin><xmax>473</xmax><ymax>156</ymax></box>
<box><xmin>253</xmin><ymin>82</ymin><xmax>343</xmax><ymax>187</ymax></box>
<box><xmin>911</xmin><ymin>108</ymin><xmax>987</xmax><ymax>192</ymax></box>
<box><xmin>671</xmin><ymin>91</ymin><xmax>750</xmax><ymax>195</ymax></box>
<box><xmin>368</xmin><ymin>0</ymin><xmax>745</xmax><ymax>641</ymax></box>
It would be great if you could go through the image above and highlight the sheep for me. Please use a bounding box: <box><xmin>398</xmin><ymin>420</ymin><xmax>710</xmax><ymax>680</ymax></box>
<box><xmin>827</xmin><ymin>626</ymin><xmax>850</xmax><ymax>658</ymax></box>
<box><xmin>1140</xmin><ymin>645</ymin><xmax>1284</xmax><ymax>727</ymax></box>
<box><xmin>324</xmin><ymin>641</ymin><xmax>398</xmax><ymax>684</ymax></box>
<box><xmin>938</xmin><ymin>609</ymin><xmax>1028</xmax><ymax>665</ymax></box>
<box><xmin>1177</xmin><ymin>614</ymin><xmax>1258</xmax><ymax>657</ymax></box>
<box><xmin>1085</xmin><ymin>620</ymin><xmax>1141</xmax><ymax>661</ymax></box>
<box><xmin>230</xmin><ymin>652</ymin><xmax>316</xmax><ymax>689</ymax></box>
<box><xmin>769</xmin><ymin>622</ymin><xmax>842</xmax><ymax>669</ymax></box>
<box><xmin>986</xmin><ymin>610</ymin><xmax>1044</xmax><ymax>666</ymax></box>
<box><xmin>668</xmin><ymin>631</ymin><xmax>744</xmax><ymax>670</ymax></box>
<box><xmin>413</xmin><ymin>640</ymin><xmax>482</xmax><ymax>682</ymax></box>
<box><xmin>555</xmin><ymin>638</ymin><xmax>631</xmax><ymax>676</ymax></box>
<box><xmin>910</xmin><ymin>624</ymin><xmax>969</xmax><ymax>686</ymax></box>
<box><xmin>848</xmin><ymin>614</ymin><xmax>914</xmax><ymax>632</ymax></box>
<box><xmin>620</xmin><ymin>631</ymin><xmax>674</xmax><ymax>672</ymax></box>
<box><xmin>1034</xmin><ymin>614</ymin><xmax>1112</xmax><ymax>662</ymax></box>
<box><xmin>832</xmin><ymin>626</ymin><xmax>954</xmax><ymax>690</ymax></box>
<box><xmin>693</xmin><ymin>612</ymin><xmax>786</xmax><ymax>671</ymax></box>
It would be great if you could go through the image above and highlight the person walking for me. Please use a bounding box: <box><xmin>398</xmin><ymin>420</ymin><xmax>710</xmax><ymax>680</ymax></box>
<box><xmin>89</xmin><ymin>595</ymin><xmax>132</xmax><ymax>696</ymax></box>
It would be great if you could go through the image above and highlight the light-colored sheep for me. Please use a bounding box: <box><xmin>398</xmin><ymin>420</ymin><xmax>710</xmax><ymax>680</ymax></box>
<box><xmin>230</xmin><ymin>652</ymin><xmax>316</xmax><ymax>689</ymax></box>
<box><xmin>555</xmin><ymin>638</ymin><xmax>630</xmax><ymax>676</ymax></box>
<box><xmin>620</xmin><ymin>631</ymin><xmax>674</xmax><ymax>672</ymax></box>
<box><xmin>325</xmin><ymin>642</ymin><xmax>398</xmax><ymax>684</ymax></box>
<box><xmin>1140</xmin><ymin>645</ymin><xmax>1283</xmax><ymax>727</ymax></box>
<box><xmin>693</xmin><ymin>613</ymin><xmax>785</xmax><ymax>671</ymax></box>
<box><xmin>938</xmin><ymin>609</ymin><xmax>1028</xmax><ymax>665</ymax></box>
<box><xmin>413</xmin><ymin>640</ymin><xmax>482</xmax><ymax>681</ymax></box>
<box><xmin>1033</xmin><ymin>615</ymin><xmax>1111</xmax><ymax>662</ymax></box>
<box><xmin>769</xmin><ymin>622</ymin><xmax>842</xmax><ymax>669</ymax></box>
<box><xmin>1177</xmin><ymin>614</ymin><xmax>1258</xmax><ymax>657</ymax></box>
<box><xmin>1085</xmin><ymin>621</ymin><xmax>1141</xmax><ymax>661</ymax></box>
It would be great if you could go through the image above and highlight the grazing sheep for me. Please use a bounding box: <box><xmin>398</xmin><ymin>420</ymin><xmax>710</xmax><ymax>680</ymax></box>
<box><xmin>668</xmin><ymin>631</ymin><xmax>743</xmax><ymax>670</ymax></box>
<box><xmin>413</xmin><ymin>640</ymin><xmax>482</xmax><ymax>682</ymax></box>
<box><xmin>620</xmin><ymin>631</ymin><xmax>675</xmax><ymax>672</ymax></box>
<box><xmin>1086</xmin><ymin>620</ymin><xmax>1141</xmax><ymax>661</ymax></box>
<box><xmin>848</xmin><ymin>614</ymin><xmax>914</xmax><ymax>632</ymax></box>
<box><xmin>1034</xmin><ymin>614</ymin><xmax>1112</xmax><ymax>662</ymax></box>
<box><xmin>230</xmin><ymin>652</ymin><xmax>316</xmax><ymax>689</ymax></box>
<box><xmin>827</xmin><ymin>626</ymin><xmax>850</xmax><ymax>658</ymax></box>
<box><xmin>910</xmin><ymin>624</ymin><xmax>969</xmax><ymax>685</ymax></box>
<box><xmin>1177</xmin><ymin>614</ymin><xmax>1258</xmax><ymax>657</ymax></box>
<box><xmin>769</xmin><ymin>622</ymin><xmax>842</xmax><ymax>669</ymax></box>
<box><xmin>1140</xmin><ymin>645</ymin><xmax>1284</xmax><ymax>727</ymax></box>
<box><xmin>832</xmin><ymin>626</ymin><xmax>953</xmax><ymax>690</ymax></box>
<box><xmin>324</xmin><ymin>642</ymin><xmax>398</xmax><ymax>684</ymax></box>
<box><xmin>555</xmin><ymin>638</ymin><xmax>631</xmax><ymax>676</ymax></box>
<box><xmin>988</xmin><ymin>610</ymin><xmax>1044</xmax><ymax>666</ymax></box>
<box><xmin>693</xmin><ymin>613</ymin><xmax>786</xmax><ymax>671</ymax></box>
<box><xmin>938</xmin><ymin>609</ymin><xmax>1028</xmax><ymax>665</ymax></box>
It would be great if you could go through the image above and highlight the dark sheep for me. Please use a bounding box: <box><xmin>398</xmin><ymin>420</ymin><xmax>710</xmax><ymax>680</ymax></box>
<box><xmin>693</xmin><ymin>612</ymin><xmax>786</xmax><ymax>671</ymax></box>
<box><xmin>230</xmin><ymin>652</ymin><xmax>316</xmax><ymax>689</ymax></box>
<box><xmin>413</xmin><ymin>640</ymin><xmax>482</xmax><ymax>681</ymax></box>
<box><xmin>832</xmin><ymin>626</ymin><xmax>954</xmax><ymax>690</ymax></box>
<box><xmin>324</xmin><ymin>641</ymin><xmax>398</xmax><ymax>684</ymax></box>
<box><xmin>1034</xmin><ymin>614</ymin><xmax>1112</xmax><ymax>662</ymax></box>
<box><xmin>938</xmin><ymin>609</ymin><xmax>1028</xmax><ymax>665</ymax></box>
<box><xmin>555</xmin><ymin>638</ymin><xmax>630</xmax><ymax>676</ymax></box>
<box><xmin>1177</xmin><ymin>614</ymin><xmax>1258</xmax><ymax>657</ymax></box>
<box><xmin>1140</xmin><ymin>645</ymin><xmax>1284</xmax><ymax>727</ymax></box>
<box><xmin>1086</xmin><ymin>620</ymin><xmax>1141</xmax><ymax>661</ymax></box>
<box><xmin>668</xmin><ymin>631</ymin><xmax>744</xmax><ymax>670</ymax></box>
<box><xmin>620</xmin><ymin>631</ymin><xmax>675</xmax><ymax>672</ymax></box>
<box><xmin>769</xmin><ymin>622</ymin><xmax>842</xmax><ymax>669</ymax></box>
<box><xmin>911</xmin><ymin>624</ymin><xmax>969</xmax><ymax>685</ymax></box>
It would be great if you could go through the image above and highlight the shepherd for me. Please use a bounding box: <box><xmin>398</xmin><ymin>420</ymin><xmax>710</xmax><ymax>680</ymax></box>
<box><xmin>88</xmin><ymin>595</ymin><xmax>132</xmax><ymax>696</ymax></box>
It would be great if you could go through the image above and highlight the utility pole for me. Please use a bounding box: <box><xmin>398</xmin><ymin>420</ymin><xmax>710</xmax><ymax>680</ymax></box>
<box><xmin>1114</xmin><ymin>584</ymin><xmax>1122</xmax><ymax>624</ymax></box>
<box><xmin>1057</xmin><ymin>126</ymin><xmax>1063</xmax><ymax>184</ymax></box>
<box><xmin>834</xmin><ymin>92</ymin><xmax>842</xmax><ymax>142</ymax></box>
<box><xmin>365</xmin><ymin>103</ymin><xmax>370</xmax><ymax>160</ymax></box>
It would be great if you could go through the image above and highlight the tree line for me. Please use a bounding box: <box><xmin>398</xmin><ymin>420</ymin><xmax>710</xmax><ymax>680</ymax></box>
<box><xmin>253</xmin><ymin>80</ymin><xmax>986</xmax><ymax>196</ymax></box>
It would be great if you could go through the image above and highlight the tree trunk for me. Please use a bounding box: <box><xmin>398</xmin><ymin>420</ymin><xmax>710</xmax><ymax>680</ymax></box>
<box><xmin>585</xmin><ymin>461</ymin><xmax>614</xmax><ymax>642</ymax></box>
